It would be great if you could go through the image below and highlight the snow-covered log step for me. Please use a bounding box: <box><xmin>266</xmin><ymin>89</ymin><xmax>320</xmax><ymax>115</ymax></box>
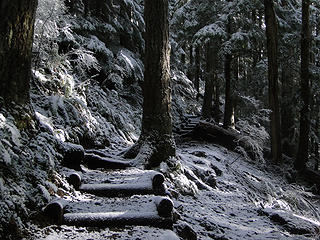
<box><xmin>186</xmin><ymin>121</ymin><xmax>199</xmax><ymax>126</ymax></box>
<box><xmin>187</xmin><ymin>119</ymin><xmax>200</xmax><ymax>124</ymax></box>
<box><xmin>63</xmin><ymin>211</ymin><xmax>173</xmax><ymax>228</ymax></box>
<box><xmin>44</xmin><ymin>197</ymin><xmax>174</xmax><ymax>228</ymax></box>
<box><xmin>43</xmin><ymin>200</ymin><xmax>66</xmax><ymax>224</ymax></box>
<box><xmin>177</xmin><ymin>129</ymin><xmax>193</xmax><ymax>135</ymax></box>
<box><xmin>79</xmin><ymin>181</ymin><xmax>165</xmax><ymax>197</ymax></box>
<box><xmin>181</xmin><ymin>125</ymin><xmax>196</xmax><ymax>131</ymax></box>
<box><xmin>184</xmin><ymin>114</ymin><xmax>200</xmax><ymax>119</ymax></box>
<box><xmin>84</xmin><ymin>153</ymin><xmax>132</xmax><ymax>169</ymax></box>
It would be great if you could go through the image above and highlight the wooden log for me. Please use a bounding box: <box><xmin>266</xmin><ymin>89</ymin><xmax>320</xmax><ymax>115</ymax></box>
<box><xmin>67</xmin><ymin>173</ymin><xmax>82</xmax><ymax>190</ymax></box>
<box><xmin>43</xmin><ymin>200</ymin><xmax>65</xmax><ymax>224</ymax></box>
<box><xmin>181</xmin><ymin>126</ymin><xmax>196</xmax><ymax>131</ymax></box>
<box><xmin>152</xmin><ymin>173</ymin><xmax>165</xmax><ymax>187</ymax></box>
<box><xmin>79</xmin><ymin>172</ymin><xmax>166</xmax><ymax>197</ymax></box>
<box><xmin>84</xmin><ymin>153</ymin><xmax>132</xmax><ymax>169</ymax></box>
<box><xmin>85</xmin><ymin>149</ymin><xmax>110</xmax><ymax>158</ymax></box>
<box><xmin>63</xmin><ymin>211</ymin><xmax>173</xmax><ymax>228</ymax></box>
<box><xmin>79</xmin><ymin>183</ymin><xmax>155</xmax><ymax>197</ymax></box>
<box><xmin>193</xmin><ymin>121</ymin><xmax>256</xmax><ymax>160</ymax></box>
<box><xmin>152</xmin><ymin>173</ymin><xmax>166</xmax><ymax>195</ymax></box>
<box><xmin>154</xmin><ymin>197</ymin><xmax>174</xmax><ymax>218</ymax></box>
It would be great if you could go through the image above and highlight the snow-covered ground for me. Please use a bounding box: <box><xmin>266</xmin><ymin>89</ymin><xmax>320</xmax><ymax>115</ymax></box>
<box><xmin>23</xmin><ymin>141</ymin><xmax>320</xmax><ymax>240</ymax></box>
<box><xmin>1</xmin><ymin>1</ymin><xmax>320</xmax><ymax>239</ymax></box>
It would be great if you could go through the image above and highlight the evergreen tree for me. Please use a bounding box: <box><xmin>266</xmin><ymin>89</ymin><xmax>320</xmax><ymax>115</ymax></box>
<box><xmin>264</xmin><ymin>0</ymin><xmax>282</xmax><ymax>163</ymax></box>
<box><xmin>125</xmin><ymin>0</ymin><xmax>175</xmax><ymax>168</ymax></box>
<box><xmin>295</xmin><ymin>0</ymin><xmax>311</xmax><ymax>171</ymax></box>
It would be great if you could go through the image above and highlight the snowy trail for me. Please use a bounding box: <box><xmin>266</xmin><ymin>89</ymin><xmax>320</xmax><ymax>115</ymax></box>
<box><xmin>35</xmin><ymin>141</ymin><xmax>320</xmax><ymax>239</ymax></box>
<box><xmin>176</xmin><ymin>141</ymin><xmax>320</xmax><ymax>239</ymax></box>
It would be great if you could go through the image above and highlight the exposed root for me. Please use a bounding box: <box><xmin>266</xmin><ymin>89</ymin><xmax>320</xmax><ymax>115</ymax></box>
<box><xmin>123</xmin><ymin>135</ymin><xmax>176</xmax><ymax>169</ymax></box>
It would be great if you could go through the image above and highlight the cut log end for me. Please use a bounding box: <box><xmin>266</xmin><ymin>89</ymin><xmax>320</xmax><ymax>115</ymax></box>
<box><xmin>156</xmin><ymin>198</ymin><xmax>174</xmax><ymax>218</ymax></box>
<box><xmin>67</xmin><ymin>173</ymin><xmax>82</xmax><ymax>190</ymax></box>
<box><xmin>43</xmin><ymin>201</ymin><xmax>64</xmax><ymax>224</ymax></box>
<box><xmin>152</xmin><ymin>173</ymin><xmax>165</xmax><ymax>187</ymax></box>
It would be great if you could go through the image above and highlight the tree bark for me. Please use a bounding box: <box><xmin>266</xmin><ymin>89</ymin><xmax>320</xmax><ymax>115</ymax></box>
<box><xmin>187</xmin><ymin>44</ymin><xmax>193</xmax><ymax>81</ymax></box>
<box><xmin>125</xmin><ymin>0</ymin><xmax>175</xmax><ymax>168</ymax></box>
<box><xmin>295</xmin><ymin>0</ymin><xmax>311</xmax><ymax>171</ymax></box>
<box><xmin>0</xmin><ymin>0</ymin><xmax>38</xmax><ymax>105</ymax></box>
<box><xmin>194</xmin><ymin>46</ymin><xmax>200</xmax><ymax>93</ymax></box>
<box><xmin>264</xmin><ymin>0</ymin><xmax>282</xmax><ymax>163</ymax></box>
<box><xmin>202</xmin><ymin>43</ymin><xmax>214</xmax><ymax>119</ymax></box>
<box><xmin>281</xmin><ymin>65</ymin><xmax>295</xmax><ymax>157</ymax></box>
<box><xmin>223</xmin><ymin>53</ymin><xmax>233</xmax><ymax>128</ymax></box>
<box><xmin>223</xmin><ymin>15</ymin><xmax>234</xmax><ymax>129</ymax></box>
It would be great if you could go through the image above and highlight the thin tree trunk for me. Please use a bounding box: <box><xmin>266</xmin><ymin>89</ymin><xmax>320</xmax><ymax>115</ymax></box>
<box><xmin>223</xmin><ymin>52</ymin><xmax>233</xmax><ymax>128</ymax></box>
<box><xmin>281</xmin><ymin>65</ymin><xmax>295</xmax><ymax>157</ymax></box>
<box><xmin>187</xmin><ymin>44</ymin><xmax>193</xmax><ymax>81</ymax></box>
<box><xmin>295</xmin><ymin>0</ymin><xmax>311</xmax><ymax>171</ymax></box>
<box><xmin>0</xmin><ymin>0</ymin><xmax>38</xmax><ymax>105</ymax></box>
<box><xmin>264</xmin><ymin>0</ymin><xmax>282</xmax><ymax>163</ymax></box>
<box><xmin>223</xmin><ymin>14</ymin><xmax>235</xmax><ymax>129</ymax></box>
<box><xmin>213</xmin><ymin>79</ymin><xmax>221</xmax><ymax>123</ymax></box>
<box><xmin>202</xmin><ymin>43</ymin><xmax>214</xmax><ymax>119</ymax></box>
<box><xmin>194</xmin><ymin>46</ymin><xmax>200</xmax><ymax>93</ymax></box>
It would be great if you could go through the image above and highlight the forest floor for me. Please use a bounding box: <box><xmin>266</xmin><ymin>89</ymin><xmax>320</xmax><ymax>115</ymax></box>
<box><xmin>30</xmin><ymin>140</ymin><xmax>320</xmax><ymax>240</ymax></box>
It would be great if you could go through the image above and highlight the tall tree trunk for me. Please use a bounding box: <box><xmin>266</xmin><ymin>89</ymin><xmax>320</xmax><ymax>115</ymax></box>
<box><xmin>0</xmin><ymin>0</ymin><xmax>38</xmax><ymax>105</ymax></box>
<box><xmin>223</xmin><ymin>53</ymin><xmax>233</xmax><ymax>128</ymax></box>
<box><xmin>125</xmin><ymin>0</ymin><xmax>175</xmax><ymax>168</ymax></box>
<box><xmin>223</xmin><ymin>16</ymin><xmax>235</xmax><ymax>129</ymax></box>
<box><xmin>194</xmin><ymin>46</ymin><xmax>200</xmax><ymax>93</ymax></box>
<box><xmin>264</xmin><ymin>0</ymin><xmax>282</xmax><ymax>163</ymax></box>
<box><xmin>281</xmin><ymin>65</ymin><xmax>295</xmax><ymax>157</ymax></box>
<box><xmin>187</xmin><ymin>44</ymin><xmax>193</xmax><ymax>81</ymax></box>
<box><xmin>295</xmin><ymin>0</ymin><xmax>311</xmax><ymax>171</ymax></box>
<box><xmin>202</xmin><ymin>43</ymin><xmax>214</xmax><ymax>119</ymax></box>
<box><xmin>213</xmin><ymin>78</ymin><xmax>221</xmax><ymax>123</ymax></box>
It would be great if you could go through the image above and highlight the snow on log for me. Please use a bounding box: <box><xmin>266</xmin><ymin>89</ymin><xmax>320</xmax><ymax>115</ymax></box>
<box><xmin>43</xmin><ymin>200</ymin><xmax>66</xmax><ymax>224</ymax></box>
<box><xmin>79</xmin><ymin>182</ymin><xmax>162</xmax><ymax>197</ymax></box>
<box><xmin>63</xmin><ymin>211</ymin><xmax>173</xmax><ymax>228</ymax></box>
<box><xmin>154</xmin><ymin>197</ymin><xmax>174</xmax><ymax>218</ymax></box>
<box><xmin>67</xmin><ymin>172</ymin><xmax>82</xmax><ymax>190</ymax></box>
<box><xmin>84</xmin><ymin>153</ymin><xmax>132</xmax><ymax>169</ymax></box>
<box><xmin>193</xmin><ymin>121</ymin><xmax>256</xmax><ymax>160</ymax></box>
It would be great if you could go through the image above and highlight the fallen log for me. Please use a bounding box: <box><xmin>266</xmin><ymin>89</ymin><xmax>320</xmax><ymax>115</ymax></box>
<box><xmin>67</xmin><ymin>173</ymin><xmax>82</xmax><ymax>190</ymax></box>
<box><xmin>63</xmin><ymin>211</ymin><xmax>173</xmax><ymax>228</ymax></box>
<box><xmin>43</xmin><ymin>200</ymin><xmax>66</xmax><ymax>224</ymax></box>
<box><xmin>152</xmin><ymin>173</ymin><xmax>165</xmax><ymax>187</ymax></box>
<box><xmin>192</xmin><ymin>121</ymin><xmax>257</xmax><ymax>160</ymax></box>
<box><xmin>154</xmin><ymin>197</ymin><xmax>174</xmax><ymax>218</ymax></box>
<box><xmin>79</xmin><ymin>181</ymin><xmax>166</xmax><ymax>197</ymax></box>
<box><xmin>84</xmin><ymin>153</ymin><xmax>132</xmax><ymax>169</ymax></box>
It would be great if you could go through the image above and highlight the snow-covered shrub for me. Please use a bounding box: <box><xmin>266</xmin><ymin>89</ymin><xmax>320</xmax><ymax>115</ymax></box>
<box><xmin>33</xmin><ymin>0</ymin><xmax>71</xmax><ymax>68</ymax></box>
